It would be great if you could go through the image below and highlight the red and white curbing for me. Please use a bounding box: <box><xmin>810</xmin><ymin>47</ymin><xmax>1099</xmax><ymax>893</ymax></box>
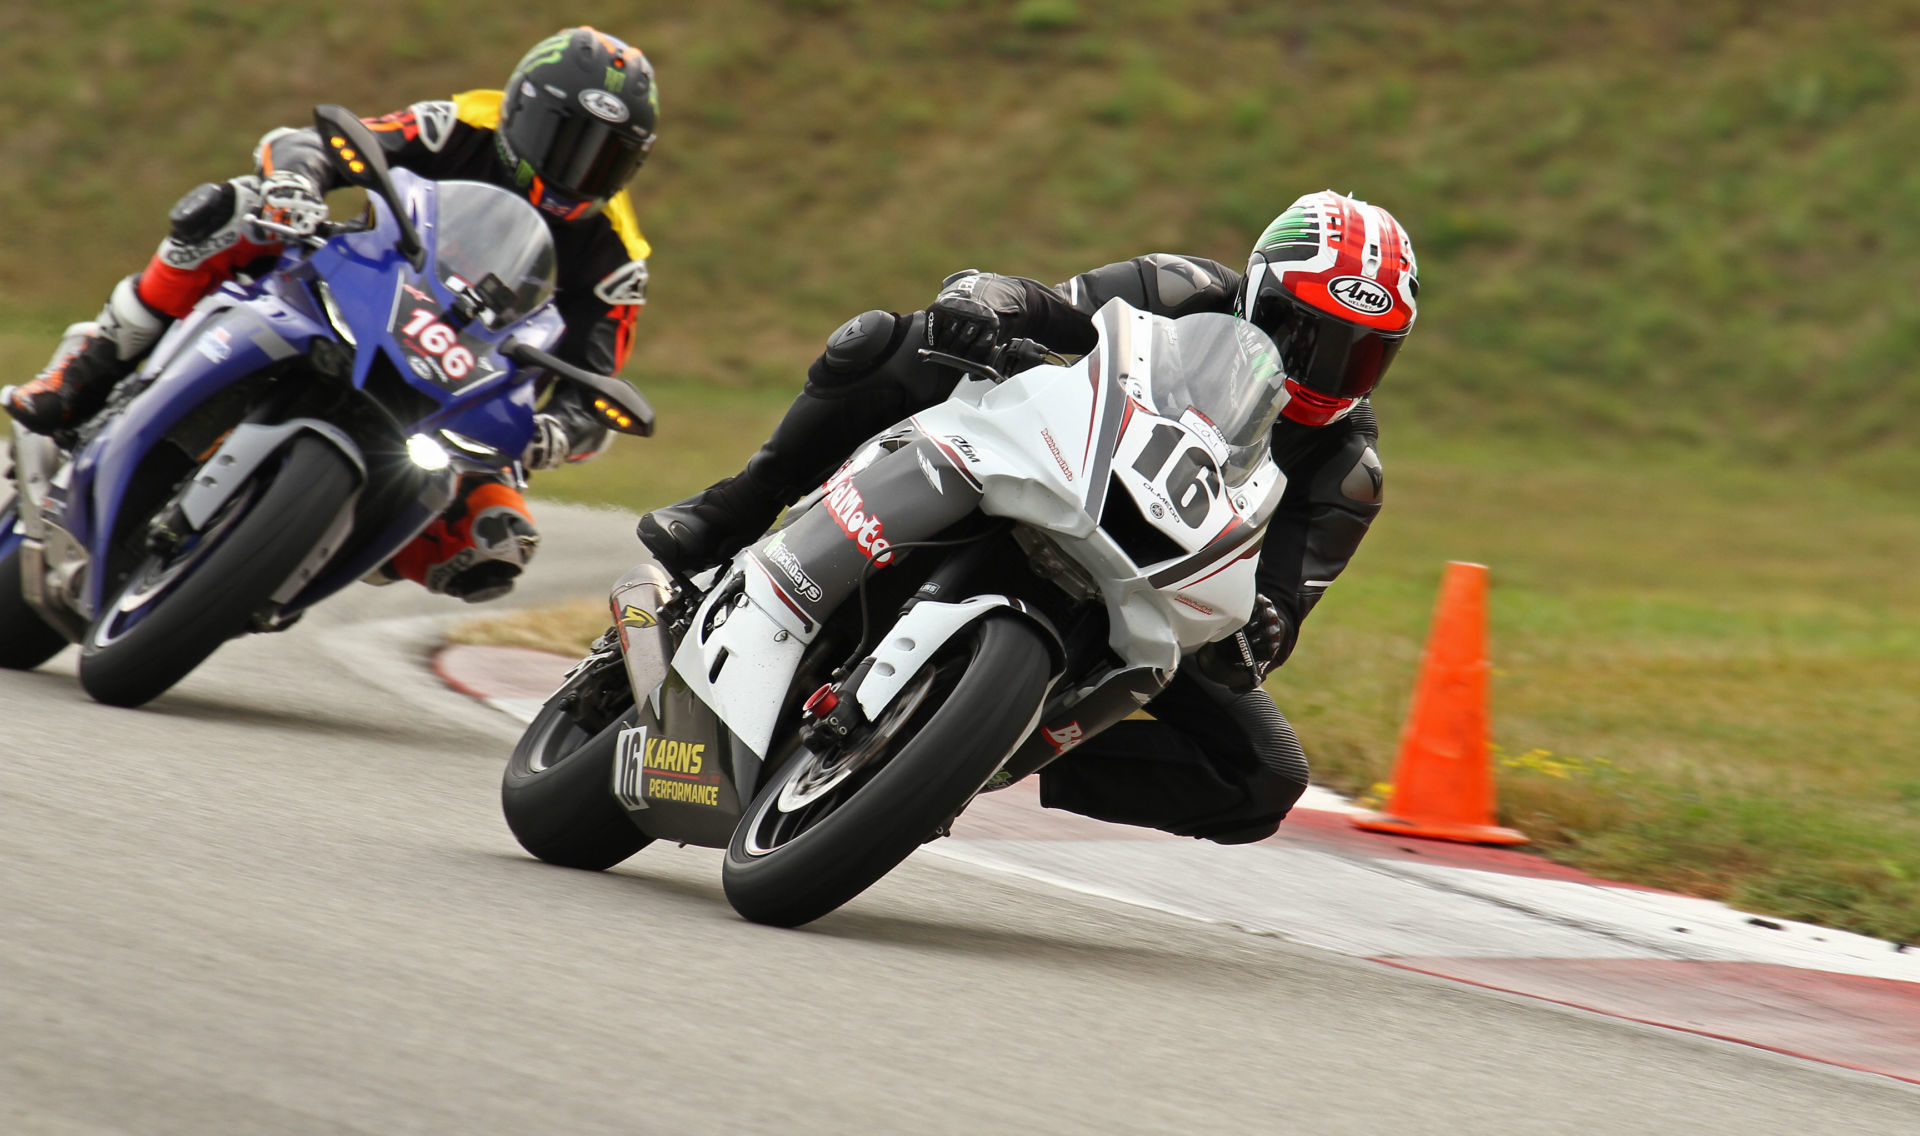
<box><xmin>437</xmin><ymin>643</ymin><xmax>1920</xmax><ymax>1086</ymax></box>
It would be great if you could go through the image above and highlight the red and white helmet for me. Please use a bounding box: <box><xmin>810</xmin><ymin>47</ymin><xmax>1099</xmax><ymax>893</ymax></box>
<box><xmin>1238</xmin><ymin>191</ymin><xmax>1418</xmax><ymax>426</ymax></box>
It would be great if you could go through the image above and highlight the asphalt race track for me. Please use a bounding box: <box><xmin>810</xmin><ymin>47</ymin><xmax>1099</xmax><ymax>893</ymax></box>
<box><xmin>3</xmin><ymin>503</ymin><xmax>1915</xmax><ymax>1134</ymax></box>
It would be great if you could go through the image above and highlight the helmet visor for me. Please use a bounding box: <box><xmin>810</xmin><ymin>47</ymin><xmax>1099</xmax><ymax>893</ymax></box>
<box><xmin>516</xmin><ymin>108</ymin><xmax>650</xmax><ymax>201</ymax></box>
<box><xmin>1248</xmin><ymin>283</ymin><xmax>1404</xmax><ymax>401</ymax></box>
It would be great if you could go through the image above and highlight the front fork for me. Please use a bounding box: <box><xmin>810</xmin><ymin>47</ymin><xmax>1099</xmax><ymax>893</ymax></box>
<box><xmin>795</xmin><ymin>527</ymin><xmax>1008</xmax><ymax>752</ymax></box>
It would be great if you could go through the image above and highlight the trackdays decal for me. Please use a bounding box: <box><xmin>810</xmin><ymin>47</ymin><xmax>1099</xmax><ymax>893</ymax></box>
<box><xmin>1328</xmin><ymin>275</ymin><xmax>1393</xmax><ymax>316</ymax></box>
<box><xmin>764</xmin><ymin>535</ymin><xmax>824</xmax><ymax>602</ymax></box>
<box><xmin>822</xmin><ymin>469</ymin><xmax>895</xmax><ymax>565</ymax></box>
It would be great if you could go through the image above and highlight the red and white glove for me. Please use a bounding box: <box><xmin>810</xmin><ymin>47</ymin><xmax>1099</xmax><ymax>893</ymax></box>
<box><xmin>260</xmin><ymin>171</ymin><xmax>327</xmax><ymax>237</ymax></box>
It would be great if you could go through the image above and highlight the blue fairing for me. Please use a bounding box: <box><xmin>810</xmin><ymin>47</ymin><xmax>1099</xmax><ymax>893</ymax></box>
<box><xmin>1</xmin><ymin>504</ymin><xmax>20</xmax><ymax>564</ymax></box>
<box><xmin>69</xmin><ymin>297</ymin><xmax>328</xmax><ymax>609</ymax></box>
<box><xmin>54</xmin><ymin>168</ymin><xmax>566</xmax><ymax>616</ymax></box>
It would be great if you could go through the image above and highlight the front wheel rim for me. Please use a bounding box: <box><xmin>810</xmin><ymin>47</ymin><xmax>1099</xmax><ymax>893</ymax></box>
<box><xmin>741</xmin><ymin>665</ymin><xmax>943</xmax><ymax>858</ymax></box>
<box><xmin>88</xmin><ymin>486</ymin><xmax>255</xmax><ymax>650</ymax></box>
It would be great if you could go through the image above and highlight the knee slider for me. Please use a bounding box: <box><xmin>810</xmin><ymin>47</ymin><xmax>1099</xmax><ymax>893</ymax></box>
<box><xmin>819</xmin><ymin>310</ymin><xmax>901</xmax><ymax>380</ymax></box>
<box><xmin>1338</xmin><ymin>444</ymin><xmax>1383</xmax><ymax>505</ymax></box>
<box><xmin>168</xmin><ymin>181</ymin><xmax>242</xmax><ymax>244</ymax></box>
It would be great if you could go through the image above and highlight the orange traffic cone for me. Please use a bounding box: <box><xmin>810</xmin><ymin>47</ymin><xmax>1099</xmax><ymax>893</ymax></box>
<box><xmin>1352</xmin><ymin>561</ymin><xmax>1528</xmax><ymax>845</ymax></box>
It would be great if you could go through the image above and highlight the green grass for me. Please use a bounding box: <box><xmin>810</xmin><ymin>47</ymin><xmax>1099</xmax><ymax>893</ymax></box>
<box><xmin>6</xmin><ymin>1</ymin><xmax>1920</xmax><ymax>939</ymax></box>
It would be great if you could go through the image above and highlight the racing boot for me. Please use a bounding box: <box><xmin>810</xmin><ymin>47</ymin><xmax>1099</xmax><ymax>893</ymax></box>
<box><xmin>3</xmin><ymin>276</ymin><xmax>168</xmax><ymax>435</ymax></box>
<box><xmin>637</xmin><ymin>387</ymin><xmax>892</xmax><ymax>577</ymax></box>
<box><xmin>390</xmin><ymin>475</ymin><xmax>542</xmax><ymax>603</ymax></box>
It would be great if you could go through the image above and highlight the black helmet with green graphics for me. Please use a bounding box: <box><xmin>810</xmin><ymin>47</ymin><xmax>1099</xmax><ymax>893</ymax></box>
<box><xmin>497</xmin><ymin>27</ymin><xmax>658</xmax><ymax>221</ymax></box>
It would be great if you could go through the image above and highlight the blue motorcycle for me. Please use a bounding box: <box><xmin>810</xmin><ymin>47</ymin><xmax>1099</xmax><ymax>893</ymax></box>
<box><xmin>0</xmin><ymin>106</ymin><xmax>654</xmax><ymax>707</ymax></box>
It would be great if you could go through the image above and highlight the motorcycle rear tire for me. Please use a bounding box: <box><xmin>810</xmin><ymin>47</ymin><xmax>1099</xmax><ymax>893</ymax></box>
<box><xmin>722</xmin><ymin>614</ymin><xmax>1052</xmax><ymax>928</ymax></box>
<box><xmin>501</xmin><ymin>664</ymin><xmax>653</xmax><ymax>871</ymax></box>
<box><xmin>77</xmin><ymin>434</ymin><xmax>357</xmax><ymax>708</ymax></box>
<box><xmin>0</xmin><ymin>530</ymin><xmax>70</xmax><ymax>670</ymax></box>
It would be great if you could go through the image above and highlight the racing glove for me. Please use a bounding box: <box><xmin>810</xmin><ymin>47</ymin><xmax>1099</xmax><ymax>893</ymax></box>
<box><xmin>926</xmin><ymin>270</ymin><xmax>1029</xmax><ymax>362</ymax></box>
<box><xmin>260</xmin><ymin>170</ymin><xmax>327</xmax><ymax>237</ymax></box>
<box><xmin>1192</xmin><ymin>593</ymin><xmax>1288</xmax><ymax>692</ymax></box>
<box><xmin>520</xmin><ymin>413</ymin><xmax>572</xmax><ymax>471</ymax></box>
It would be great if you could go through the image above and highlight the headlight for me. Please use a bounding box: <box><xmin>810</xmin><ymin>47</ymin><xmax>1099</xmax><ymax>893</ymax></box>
<box><xmin>406</xmin><ymin>433</ymin><xmax>450</xmax><ymax>471</ymax></box>
<box><xmin>315</xmin><ymin>280</ymin><xmax>357</xmax><ymax>347</ymax></box>
<box><xmin>438</xmin><ymin>430</ymin><xmax>499</xmax><ymax>458</ymax></box>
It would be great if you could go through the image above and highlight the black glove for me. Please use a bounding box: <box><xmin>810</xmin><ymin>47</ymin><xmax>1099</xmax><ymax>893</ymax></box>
<box><xmin>1192</xmin><ymin>594</ymin><xmax>1287</xmax><ymax>692</ymax></box>
<box><xmin>926</xmin><ymin>270</ymin><xmax>1027</xmax><ymax>362</ymax></box>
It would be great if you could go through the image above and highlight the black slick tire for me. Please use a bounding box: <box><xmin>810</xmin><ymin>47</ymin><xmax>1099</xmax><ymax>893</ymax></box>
<box><xmin>501</xmin><ymin>663</ymin><xmax>652</xmax><ymax>871</ymax></box>
<box><xmin>722</xmin><ymin>615</ymin><xmax>1052</xmax><ymax>928</ymax></box>
<box><xmin>0</xmin><ymin>535</ymin><xmax>69</xmax><ymax>670</ymax></box>
<box><xmin>77</xmin><ymin>434</ymin><xmax>357</xmax><ymax>708</ymax></box>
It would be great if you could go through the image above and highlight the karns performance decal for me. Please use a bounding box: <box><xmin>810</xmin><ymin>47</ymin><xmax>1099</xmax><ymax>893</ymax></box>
<box><xmin>619</xmin><ymin>603</ymin><xmax>657</xmax><ymax>628</ymax></box>
<box><xmin>822</xmin><ymin>470</ymin><xmax>895</xmax><ymax>565</ymax></box>
<box><xmin>616</xmin><ymin>727</ymin><xmax>722</xmax><ymax>808</ymax></box>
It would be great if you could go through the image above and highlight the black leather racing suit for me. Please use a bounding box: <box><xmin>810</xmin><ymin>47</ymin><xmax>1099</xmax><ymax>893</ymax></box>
<box><xmin>794</xmin><ymin>255</ymin><xmax>1385</xmax><ymax>842</ymax></box>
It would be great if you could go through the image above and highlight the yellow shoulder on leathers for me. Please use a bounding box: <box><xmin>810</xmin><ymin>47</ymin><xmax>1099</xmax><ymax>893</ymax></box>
<box><xmin>452</xmin><ymin>89</ymin><xmax>651</xmax><ymax>262</ymax></box>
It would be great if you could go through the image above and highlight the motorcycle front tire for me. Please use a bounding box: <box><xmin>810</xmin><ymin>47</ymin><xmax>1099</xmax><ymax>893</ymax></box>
<box><xmin>722</xmin><ymin>614</ymin><xmax>1052</xmax><ymax>928</ymax></box>
<box><xmin>77</xmin><ymin>434</ymin><xmax>357</xmax><ymax>708</ymax></box>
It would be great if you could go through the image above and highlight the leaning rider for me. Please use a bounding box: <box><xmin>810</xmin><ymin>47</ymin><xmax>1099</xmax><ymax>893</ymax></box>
<box><xmin>639</xmin><ymin>191</ymin><xmax>1418</xmax><ymax>843</ymax></box>
<box><xmin>2</xmin><ymin>27</ymin><xmax>659</xmax><ymax>603</ymax></box>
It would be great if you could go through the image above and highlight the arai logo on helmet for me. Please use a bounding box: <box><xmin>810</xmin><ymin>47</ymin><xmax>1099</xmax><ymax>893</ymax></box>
<box><xmin>579</xmin><ymin>89</ymin><xmax>630</xmax><ymax>123</ymax></box>
<box><xmin>1327</xmin><ymin>275</ymin><xmax>1394</xmax><ymax>316</ymax></box>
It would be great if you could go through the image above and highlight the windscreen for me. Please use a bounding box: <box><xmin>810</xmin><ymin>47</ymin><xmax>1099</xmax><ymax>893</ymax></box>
<box><xmin>1139</xmin><ymin>312</ymin><xmax>1285</xmax><ymax>486</ymax></box>
<box><xmin>432</xmin><ymin>181</ymin><xmax>558</xmax><ymax>324</ymax></box>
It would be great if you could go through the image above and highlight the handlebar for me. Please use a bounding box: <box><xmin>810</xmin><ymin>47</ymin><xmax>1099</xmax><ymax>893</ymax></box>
<box><xmin>916</xmin><ymin>337</ymin><xmax>1061</xmax><ymax>384</ymax></box>
<box><xmin>246</xmin><ymin>215</ymin><xmax>370</xmax><ymax>248</ymax></box>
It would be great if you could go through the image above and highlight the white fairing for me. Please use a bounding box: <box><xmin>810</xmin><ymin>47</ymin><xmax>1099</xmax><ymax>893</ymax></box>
<box><xmin>914</xmin><ymin>299</ymin><xmax>1286</xmax><ymax>675</ymax></box>
<box><xmin>670</xmin><ymin>574</ymin><xmax>806</xmax><ymax>758</ymax></box>
<box><xmin>677</xmin><ymin>298</ymin><xmax>1287</xmax><ymax>746</ymax></box>
<box><xmin>854</xmin><ymin>596</ymin><xmax>1019</xmax><ymax>718</ymax></box>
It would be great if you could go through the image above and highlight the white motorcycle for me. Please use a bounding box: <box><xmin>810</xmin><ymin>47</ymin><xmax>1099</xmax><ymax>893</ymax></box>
<box><xmin>502</xmin><ymin>298</ymin><xmax>1290</xmax><ymax>926</ymax></box>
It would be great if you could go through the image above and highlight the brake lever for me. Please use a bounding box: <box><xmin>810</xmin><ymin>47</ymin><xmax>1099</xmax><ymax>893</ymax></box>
<box><xmin>245</xmin><ymin>215</ymin><xmax>328</xmax><ymax>248</ymax></box>
<box><xmin>916</xmin><ymin>348</ymin><xmax>1005</xmax><ymax>383</ymax></box>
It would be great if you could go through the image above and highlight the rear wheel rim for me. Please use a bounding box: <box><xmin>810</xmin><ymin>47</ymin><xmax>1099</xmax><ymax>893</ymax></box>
<box><xmin>522</xmin><ymin>655</ymin><xmax>633</xmax><ymax>775</ymax></box>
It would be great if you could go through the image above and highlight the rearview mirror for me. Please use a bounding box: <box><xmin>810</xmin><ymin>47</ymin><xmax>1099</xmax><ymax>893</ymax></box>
<box><xmin>311</xmin><ymin>104</ymin><xmax>425</xmax><ymax>270</ymax></box>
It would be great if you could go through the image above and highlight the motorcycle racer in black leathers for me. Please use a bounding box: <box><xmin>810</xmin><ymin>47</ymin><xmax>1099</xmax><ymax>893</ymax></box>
<box><xmin>640</xmin><ymin>191</ymin><xmax>1420</xmax><ymax>843</ymax></box>
<box><xmin>3</xmin><ymin>27</ymin><xmax>659</xmax><ymax>602</ymax></box>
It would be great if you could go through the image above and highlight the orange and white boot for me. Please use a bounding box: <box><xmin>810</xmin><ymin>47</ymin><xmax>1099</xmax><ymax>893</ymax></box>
<box><xmin>383</xmin><ymin>476</ymin><xmax>541</xmax><ymax>603</ymax></box>
<box><xmin>3</xmin><ymin>276</ymin><xmax>167</xmax><ymax>435</ymax></box>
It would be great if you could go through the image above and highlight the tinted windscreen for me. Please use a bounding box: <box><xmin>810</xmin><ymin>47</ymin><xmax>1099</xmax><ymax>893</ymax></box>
<box><xmin>1135</xmin><ymin>311</ymin><xmax>1285</xmax><ymax>485</ymax></box>
<box><xmin>432</xmin><ymin>181</ymin><xmax>558</xmax><ymax>322</ymax></box>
